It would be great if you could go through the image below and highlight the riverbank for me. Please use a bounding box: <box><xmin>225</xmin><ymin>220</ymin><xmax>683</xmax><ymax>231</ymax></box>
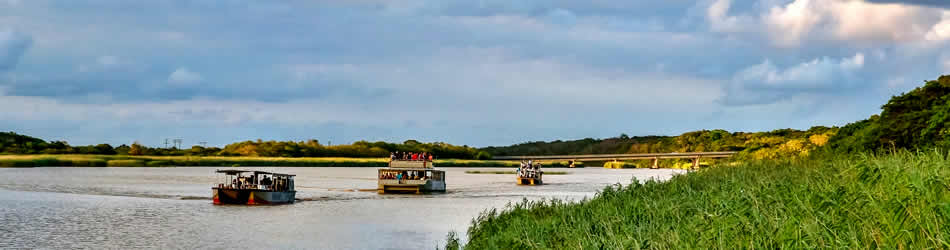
<box><xmin>464</xmin><ymin>170</ymin><xmax>569</xmax><ymax>175</ymax></box>
<box><xmin>0</xmin><ymin>154</ymin><xmax>583</xmax><ymax>168</ymax></box>
<box><xmin>448</xmin><ymin>150</ymin><xmax>950</xmax><ymax>249</ymax></box>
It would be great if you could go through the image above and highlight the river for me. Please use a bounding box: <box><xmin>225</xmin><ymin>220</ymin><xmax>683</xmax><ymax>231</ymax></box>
<box><xmin>0</xmin><ymin>167</ymin><xmax>684</xmax><ymax>249</ymax></box>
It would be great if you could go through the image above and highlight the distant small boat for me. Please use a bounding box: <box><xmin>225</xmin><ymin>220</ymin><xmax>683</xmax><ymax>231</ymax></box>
<box><xmin>378</xmin><ymin>160</ymin><xmax>446</xmax><ymax>194</ymax></box>
<box><xmin>517</xmin><ymin>162</ymin><xmax>543</xmax><ymax>185</ymax></box>
<box><xmin>212</xmin><ymin>170</ymin><xmax>296</xmax><ymax>205</ymax></box>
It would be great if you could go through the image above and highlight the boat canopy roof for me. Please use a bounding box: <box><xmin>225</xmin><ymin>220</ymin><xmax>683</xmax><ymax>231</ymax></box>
<box><xmin>215</xmin><ymin>169</ymin><xmax>296</xmax><ymax>176</ymax></box>
<box><xmin>381</xmin><ymin>167</ymin><xmax>442</xmax><ymax>170</ymax></box>
<box><xmin>388</xmin><ymin>160</ymin><xmax>435</xmax><ymax>169</ymax></box>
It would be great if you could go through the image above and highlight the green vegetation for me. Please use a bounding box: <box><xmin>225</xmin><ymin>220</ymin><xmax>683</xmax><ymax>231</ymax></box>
<box><xmin>602</xmin><ymin>160</ymin><xmax>709</xmax><ymax>169</ymax></box>
<box><xmin>830</xmin><ymin>75</ymin><xmax>950</xmax><ymax>152</ymax></box>
<box><xmin>465</xmin><ymin>170</ymin><xmax>569</xmax><ymax>175</ymax></box>
<box><xmin>0</xmin><ymin>154</ymin><xmax>526</xmax><ymax>168</ymax></box>
<box><xmin>453</xmin><ymin>150</ymin><xmax>950</xmax><ymax>249</ymax></box>
<box><xmin>1</xmin><ymin>133</ymin><xmax>490</xmax><ymax>160</ymax></box>
<box><xmin>483</xmin><ymin>127</ymin><xmax>837</xmax><ymax>164</ymax></box>
<box><xmin>449</xmin><ymin>75</ymin><xmax>950</xmax><ymax>248</ymax></box>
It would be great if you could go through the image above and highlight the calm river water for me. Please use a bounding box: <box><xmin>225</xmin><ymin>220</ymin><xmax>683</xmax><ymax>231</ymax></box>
<box><xmin>0</xmin><ymin>167</ymin><xmax>684</xmax><ymax>249</ymax></box>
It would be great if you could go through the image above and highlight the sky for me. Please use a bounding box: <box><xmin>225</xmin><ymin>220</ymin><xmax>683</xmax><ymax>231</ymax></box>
<box><xmin>0</xmin><ymin>0</ymin><xmax>949</xmax><ymax>147</ymax></box>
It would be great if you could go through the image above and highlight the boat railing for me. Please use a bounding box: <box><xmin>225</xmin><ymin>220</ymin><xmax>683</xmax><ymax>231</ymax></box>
<box><xmin>518</xmin><ymin>169</ymin><xmax>543</xmax><ymax>178</ymax></box>
<box><xmin>214</xmin><ymin>183</ymin><xmax>291</xmax><ymax>191</ymax></box>
<box><xmin>378</xmin><ymin>179</ymin><xmax>429</xmax><ymax>185</ymax></box>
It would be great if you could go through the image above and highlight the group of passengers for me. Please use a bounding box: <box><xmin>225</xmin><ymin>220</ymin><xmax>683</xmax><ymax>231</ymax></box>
<box><xmin>518</xmin><ymin>160</ymin><xmax>541</xmax><ymax>178</ymax></box>
<box><xmin>391</xmin><ymin>151</ymin><xmax>434</xmax><ymax>162</ymax></box>
<box><xmin>379</xmin><ymin>171</ymin><xmax>428</xmax><ymax>181</ymax></box>
<box><xmin>227</xmin><ymin>175</ymin><xmax>286</xmax><ymax>190</ymax></box>
<box><xmin>230</xmin><ymin>176</ymin><xmax>255</xmax><ymax>189</ymax></box>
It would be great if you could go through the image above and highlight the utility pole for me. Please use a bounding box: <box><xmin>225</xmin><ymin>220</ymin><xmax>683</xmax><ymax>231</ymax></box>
<box><xmin>164</xmin><ymin>138</ymin><xmax>169</xmax><ymax>149</ymax></box>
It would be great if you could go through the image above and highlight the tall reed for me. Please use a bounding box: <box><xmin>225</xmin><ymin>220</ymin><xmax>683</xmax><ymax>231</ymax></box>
<box><xmin>453</xmin><ymin>150</ymin><xmax>950</xmax><ymax>249</ymax></box>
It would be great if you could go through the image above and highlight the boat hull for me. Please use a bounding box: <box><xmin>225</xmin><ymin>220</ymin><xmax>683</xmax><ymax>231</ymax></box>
<box><xmin>378</xmin><ymin>180</ymin><xmax>446</xmax><ymax>194</ymax></box>
<box><xmin>517</xmin><ymin>177</ymin><xmax>542</xmax><ymax>185</ymax></box>
<box><xmin>212</xmin><ymin>188</ymin><xmax>296</xmax><ymax>205</ymax></box>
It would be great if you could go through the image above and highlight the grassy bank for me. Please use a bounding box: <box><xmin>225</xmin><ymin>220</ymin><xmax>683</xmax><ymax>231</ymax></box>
<box><xmin>0</xmin><ymin>154</ymin><xmax>581</xmax><ymax>168</ymax></box>
<box><xmin>464</xmin><ymin>170</ymin><xmax>569</xmax><ymax>175</ymax></box>
<box><xmin>448</xmin><ymin>150</ymin><xmax>950</xmax><ymax>249</ymax></box>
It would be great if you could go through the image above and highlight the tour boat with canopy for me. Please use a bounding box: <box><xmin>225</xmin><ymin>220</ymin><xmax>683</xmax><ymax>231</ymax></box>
<box><xmin>212</xmin><ymin>169</ymin><xmax>296</xmax><ymax>205</ymax></box>
<box><xmin>378</xmin><ymin>158</ymin><xmax>446</xmax><ymax>194</ymax></box>
<box><xmin>517</xmin><ymin>160</ymin><xmax>543</xmax><ymax>185</ymax></box>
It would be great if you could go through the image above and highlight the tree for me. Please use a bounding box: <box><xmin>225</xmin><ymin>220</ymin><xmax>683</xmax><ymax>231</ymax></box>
<box><xmin>129</xmin><ymin>142</ymin><xmax>145</xmax><ymax>156</ymax></box>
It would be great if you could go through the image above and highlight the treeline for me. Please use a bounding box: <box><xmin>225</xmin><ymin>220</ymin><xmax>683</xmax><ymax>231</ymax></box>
<box><xmin>483</xmin><ymin>127</ymin><xmax>837</xmax><ymax>161</ymax></box>
<box><xmin>0</xmin><ymin>133</ymin><xmax>490</xmax><ymax>159</ymax></box>
<box><xmin>217</xmin><ymin>139</ymin><xmax>489</xmax><ymax>159</ymax></box>
<box><xmin>829</xmin><ymin>75</ymin><xmax>950</xmax><ymax>152</ymax></box>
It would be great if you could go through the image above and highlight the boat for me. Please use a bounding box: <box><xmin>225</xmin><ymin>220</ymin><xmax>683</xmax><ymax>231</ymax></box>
<box><xmin>517</xmin><ymin>161</ymin><xmax>543</xmax><ymax>185</ymax></box>
<box><xmin>212</xmin><ymin>169</ymin><xmax>296</xmax><ymax>205</ymax></box>
<box><xmin>378</xmin><ymin>160</ymin><xmax>445</xmax><ymax>193</ymax></box>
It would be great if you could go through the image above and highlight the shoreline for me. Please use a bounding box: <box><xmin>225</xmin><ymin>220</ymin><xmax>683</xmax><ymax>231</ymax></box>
<box><xmin>0</xmin><ymin>154</ymin><xmax>585</xmax><ymax>168</ymax></box>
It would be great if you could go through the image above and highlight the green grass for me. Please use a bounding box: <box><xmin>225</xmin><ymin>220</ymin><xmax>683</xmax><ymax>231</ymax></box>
<box><xmin>465</xmin><ymin>170</ymin><xmax>569</xmax><ymax>175</ymax></box>
<box><xmin>448</xmin><ymin>150</ymin><xmax>950</xmax><ymax>249</ymax></box>
<box><xmin>106</xmin><ymin>159</ymin><xmax>145</xmax><ymax>167</ymax></box>
<box><xmin>0</xmin><ymin>154</ymin><xmax>582</xmax><ymax>168</ymax></box>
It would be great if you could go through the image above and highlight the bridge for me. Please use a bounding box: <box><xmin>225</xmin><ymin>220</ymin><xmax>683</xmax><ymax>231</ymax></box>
<box><xmin>492</xmin><ymin>152</ymin><xmax>738</xmax><ymax>169</ymax></box>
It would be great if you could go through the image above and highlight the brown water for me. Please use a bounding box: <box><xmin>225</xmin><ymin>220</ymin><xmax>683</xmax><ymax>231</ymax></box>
<box><xmin>0</xmin><ymin>167</ymin><xmax>684</xmax><ymax>249</ymax></box>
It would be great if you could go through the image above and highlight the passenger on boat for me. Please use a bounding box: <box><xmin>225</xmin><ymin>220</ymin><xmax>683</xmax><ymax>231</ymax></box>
<box><xmin>262</xmin><ymin>176</ymin><xmax>272</xmax><ymax>186</ymax></box>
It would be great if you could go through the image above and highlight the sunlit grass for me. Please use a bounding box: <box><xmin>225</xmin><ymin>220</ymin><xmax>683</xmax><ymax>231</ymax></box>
<box><xmin>449</xmin><ymin>150</ymin><xmax>950</xmax><ymax>249</ymax></box>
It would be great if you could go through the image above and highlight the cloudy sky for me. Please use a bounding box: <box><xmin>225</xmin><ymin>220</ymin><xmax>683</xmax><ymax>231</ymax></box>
<box><xmin>1</xmin><ymin>0</ymin><xmax>948</xmax><ymax>147</ymax></box>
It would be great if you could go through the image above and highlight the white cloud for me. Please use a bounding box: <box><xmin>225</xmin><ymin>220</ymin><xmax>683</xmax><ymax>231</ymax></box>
<box><xmin>724</xmin><ymin>53</ymin><xmax>866</xmax><ymax>105</ymax></box>
<box><xmin>747</xmin><ymin>53</ymin><xmax>864</xmax><ymax>87</ymax></box>
<box><xmin>764</xmin><ymin>0</ymin><xmax>826</xmax><ymax>47</ymax></box>
<box><xmin>706</xmin><ymin>0</ymin><xmax>950</xmax><ymax>47</ymax></box>
<box><xmin>926</xmin><ymin>11</ymin><xmax>950</xmax><ymax>41</ymax></box>
<box><xmin>168</xmin><ymin>67</ymin><xmax>202</xmax><ymax>84</ymax></box>
<box><xmin>764</xmin><ymin>0</ymin><xmax>949</xmax><ymax>46</ymax></box>
<box><xmin>706</xmin><ymin>0</ymin><xmax>753</xmax><ymax>33</ymax></box>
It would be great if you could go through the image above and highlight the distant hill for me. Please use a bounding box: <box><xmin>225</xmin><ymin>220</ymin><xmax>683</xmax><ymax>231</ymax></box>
<box><xmin>0</xmin><ymin>132</ymin><xmax>50</xmax><ymax>154</ymax></box>
<box><xmin>481</xmin><ymin>127</ymin><xmax>837</xmax><ymax>161</ymax></box>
